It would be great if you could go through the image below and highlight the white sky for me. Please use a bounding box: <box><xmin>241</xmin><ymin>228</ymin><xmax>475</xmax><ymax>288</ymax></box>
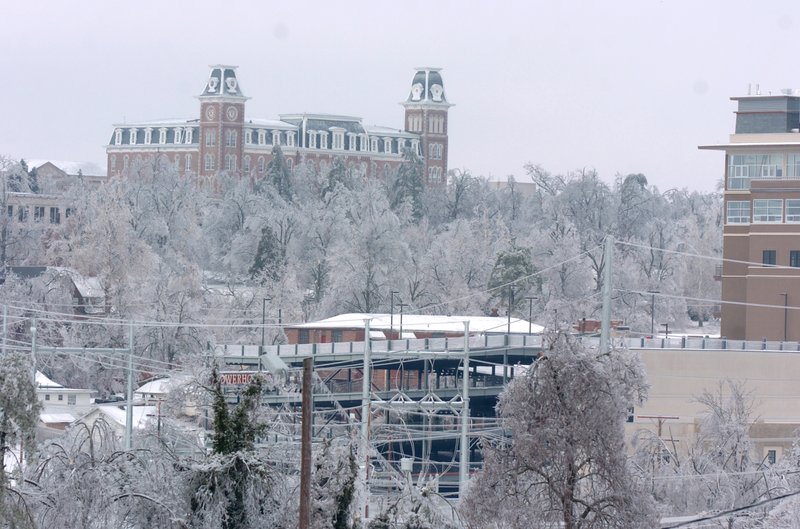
<box><xmin>2</xmin><ymin>0</ymin><xmax>799</xmax><ymax>193</ymax></box>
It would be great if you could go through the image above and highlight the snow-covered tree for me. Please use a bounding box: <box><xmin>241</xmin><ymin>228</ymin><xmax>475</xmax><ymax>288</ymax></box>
<box><xmin>462</xmin><ymin>333</ymin><xmax>657</xmax><ymax>529</ymax></box>
<box><xmin>0</xmin><ymin>353</ymin><xmax>39</xmax><ymax>528</ymax></box>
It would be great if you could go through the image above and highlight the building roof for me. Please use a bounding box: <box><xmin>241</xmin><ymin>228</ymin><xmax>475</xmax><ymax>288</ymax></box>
<box><xmin>36</xmin><ymin>371</ymin><xmax>63</xmax><ymax>388</ymax></box>
<box><xmin>288</xmin><ymin>313</ymin><xmax>544</xmax><ymax>334</ymax></box>
<box><xmin>84</xmin><ymin>405</ymin><xmax>156</xmax><ymax>430</ymax></box>
<box><xmin>40</xmin><ymin>413</ymin><xmax>77</xmax><ymax>424</ymax></box>
<box><xmin>28</xmin><ymin>160</ymin><xmax>106</xmax><ymax>177</ymax></box>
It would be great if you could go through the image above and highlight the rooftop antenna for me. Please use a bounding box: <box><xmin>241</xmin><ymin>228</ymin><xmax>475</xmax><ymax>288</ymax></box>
<box><xmin>747</xmin><ymin>83</ymin><xmax>752</xmax><ymax>96</ymax></box>
<box><xmin>756</xmin><ymin>84</ymin><xmax>761</xmax><ymax>96</ymax></box>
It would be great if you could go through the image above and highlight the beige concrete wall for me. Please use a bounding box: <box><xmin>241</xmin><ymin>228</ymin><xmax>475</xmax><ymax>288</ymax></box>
<box><xmin>626</xmin><ymin>347</ymin><xmax>800</xmax><ymax>459</ymax></box>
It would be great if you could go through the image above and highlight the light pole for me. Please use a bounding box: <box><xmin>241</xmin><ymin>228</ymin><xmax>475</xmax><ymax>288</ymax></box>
<box><xmin>397</xmin><ymin>302</ymin><xmax>409</xmax><ymax>341</ymax></box>
<box><xmin>390</xmin><ymin>290</ymin><xmax>399</xmax><ymax>339</ymax></box>
<box><xmin>661</xmin><ymin>323</ymin><xmax>670</xmax><ymax>339</ymax></box>
<box><xmin>781</xmin><ymin>292</ymin><xmax>788</xmax><ymax>342</ymax></box>
<box><xmin>524</xmin><ymin>296</ymin><xmax>537</xmax><ymax>334</ymax></box>
<box><xmin>261</xmin><ymin>297</ymin><xmax>271</xmax><ymax>351</ymax></box>
<box><xmin>647</xmin><ymin>290</ymin><xmax>659</xmax><ymax>337</ymax></box>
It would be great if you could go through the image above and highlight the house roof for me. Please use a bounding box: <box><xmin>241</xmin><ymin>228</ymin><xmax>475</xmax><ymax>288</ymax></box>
<box><xmin>36</xmin><ymin>371</ymin><xmax>63</xmax><ymax>388</ymax></box>
<box><xmin>84</xmin><ymin>405</ymin><xmax>156</xmax><ymax>429</ymax></box>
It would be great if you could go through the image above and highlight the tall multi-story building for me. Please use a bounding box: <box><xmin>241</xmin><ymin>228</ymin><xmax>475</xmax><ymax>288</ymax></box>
<box><xmin>106</xmin><ymin>65</ymin><xmax>451</xmax><ymax>185</ymax></box>
<box><xmin>701</xmin><ymin>88</ymin><xmax>800</xmax><ymax>341</ymax></box>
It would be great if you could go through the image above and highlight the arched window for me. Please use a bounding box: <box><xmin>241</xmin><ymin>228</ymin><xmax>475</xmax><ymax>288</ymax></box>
<box><xmin>225</xmin><ymin>130</ymin><xmax>237</xmax><ymax>147</ymax></box>
<box><xmin>258</xmin><ymin>156</ymin><xmax>265</xmax><ymax>172</ymax></box>
<box><xmin>204</xmin><ymin>154</ymin><xmax>215</xmax><ymax>171</ymax></box>
<box><xmin>243</xmin><ymin>155</ymin><xmax>251</xmax><ymax>172</ymax></box>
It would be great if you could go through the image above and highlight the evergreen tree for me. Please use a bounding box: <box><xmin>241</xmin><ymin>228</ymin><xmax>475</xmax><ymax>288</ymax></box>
<box><xmin>190</xmin><ymin>366</ymin><xmax>276</xmax><ymax>529</ymax></box>
<box><xmin>392</xmin><ymin>147</ymin><xmax>425</xmax><ymax>221</ymax></box>
<box><xmin>322</xmin><ymin>156</ymin><xmax>353</xmax><ymax>199</ymax></box>
<box><xmin>0</xmin><ymin>353</ymin><xmax>40</xmax><ymax>528</ymax></box>
<box><xmin>487</xmin><ymin>242</ymin><xmax>539</xmax><ymax>312</ymax></box>
<box><xmin>249</xmin><ymin>225</ymin><xmax>285</xmax><ymax>281</ymax></box>
<box><xmin>265</xmin><ymin>145</ymin><xmax>292</xmax><ymax>200</ymax></box>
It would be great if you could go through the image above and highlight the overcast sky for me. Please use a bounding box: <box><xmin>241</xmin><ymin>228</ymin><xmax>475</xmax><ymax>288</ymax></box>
<box><xmin>3</xmin><ymin>1</ymin><xmax>799</xmax><ymax>192</ymax></box>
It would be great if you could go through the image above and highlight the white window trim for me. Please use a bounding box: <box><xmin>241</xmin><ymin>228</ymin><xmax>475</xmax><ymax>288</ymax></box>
<box><xmin>786</xmin><ymin>199</ymin><xmax>800</xmax><ymax>223</ymax></box>
<box><xmin>144</xmin><ymin>128</ymin><xmax>152</xmax><ymax>145</ymax></box>
<box><xmin>752</xmin><ymin>199</ymin><xmax>783</xmax><ymax>223</ymax></box>
<box><xmin>114</xmin><ymin>129</ymin><xmax>122</xmax><ymax>145</ymax></box>
<box><xmin>130</xmin><ymin>128</ymin><xmax>138</xmax><ymax>144</ymax></box>
<box><xmin>158</xmin><ymin>128</ymin><xmax>167</xmax><ymax>144</ymax></box>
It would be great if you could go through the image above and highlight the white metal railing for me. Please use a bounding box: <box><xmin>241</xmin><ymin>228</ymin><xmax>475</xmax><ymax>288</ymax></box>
<box><xmin>216</xmin><ymin>334</ymin><xmax>800</xmax><ymax>360</ymax></box>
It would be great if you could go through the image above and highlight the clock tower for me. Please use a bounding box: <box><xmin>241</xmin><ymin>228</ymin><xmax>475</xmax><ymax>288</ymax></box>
<box><xmin>198</xmin><ymin>65</ymin><xmax>247</xmax><ymax>179</ymax></box>
<box><xmin>402</xmin><ymin>68</ymin><xmax>452</xmax><ymax>185</ymax></box>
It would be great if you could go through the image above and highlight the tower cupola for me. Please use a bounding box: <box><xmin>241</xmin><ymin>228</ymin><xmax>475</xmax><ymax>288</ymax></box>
<box><xmin>200</xmin><ymin>65</ymin><xmax>246</xmax><ymax>99</ymax></box>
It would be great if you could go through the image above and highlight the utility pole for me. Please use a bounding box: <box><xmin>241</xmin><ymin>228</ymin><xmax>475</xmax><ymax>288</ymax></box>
<box><xmin>389</xmin><ymin>290</ymin><xmax>398</xmax><ymax>339</ymax></box>
<box><xmin>125</xmin><ymin>322</ymin><xmax>134</xmax><ymax>450</ymax></box>
<box><xmin>459</xmin><ymin>321</ymin><xmax>471</xmax><ymax>496</ymax></box>
<box><xmin>30</xmin><ymin>318</ymin><xmax>37</xmax><ymax>383</ymax></box>
<box><xmin>647</xmin><ymin>290</ymin><xmax>659</xmax><ymax>337</ymax></box>
<box><xmin>299</xmin><ymin>357</ymin><xmax>313</xmax><ymax>529</ymax></box>
<box><xmin>524</xmin><ymin>296</ymin><xmax>537</xmax><ymax>335</ymax></box>
<box><xmin>506</xmin><ymin>286</ymin><xmax>514</xmax><ymax>334</ymax></box>
<box><xmin>360</xmin><ymin>319</ymin><xmax>372</xmax><ymax>521</ymax></box>
<box><xmin>600</xmin><ymin>236</ymin><xmax>613</xmax><ymax>355</ymax></box>
<box><xmin>781</xmin><ymin>292</ymin><xmax>788</xmax><ymax>342</ymax></box>
<box><xmin>261</xmin><ymin>297</ymin><xmax>271</xmax><ymax>352</ymax></box>
<box><xmin>2</xmin><ymin>305</ymin><xmax>7</xmax><ymax>354</ymax></box>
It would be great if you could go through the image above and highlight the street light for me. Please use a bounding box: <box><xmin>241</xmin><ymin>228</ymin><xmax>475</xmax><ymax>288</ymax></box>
<box><xmin>647</xmin><ymin>290</ymin><xmax>660</xmax><ymax>336</ymax></box>
<box><xmin>397</xmin><ymin>302</ymin><xmax>409</xmax><ymax>341</ymax></box>
<box><xmin>780</xmin><ymin>292</ymin><xmax>788</xmax><ymax>342</ymax></box>
<box><xmin>261</xmin><ymin>297</ymin><xmax>271</xmax><ymax>351</ymax></box>
<box><xmin>390</xmin><ymin>290</ymin><xmax>399</xmax><ymax>339</ymax></box>
<box><xmin>524</xmin><ymin>296</ymin><xmax>538</xmax><ymax>335</ymax></box>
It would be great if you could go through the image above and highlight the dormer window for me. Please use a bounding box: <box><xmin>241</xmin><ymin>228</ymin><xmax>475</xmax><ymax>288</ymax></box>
<box><xmin>158</xmin><ymin>128</ymin><xmax>167</xmax><ymax>145</ymax></box>
<box><xmin>144</xmin><ymin>128</ymin><xmax>152</xmax><ymax>145</ymax></box>
<box><xmin>331</xmin><ymin>130</ymin><xmax>344</xmax><ymax>150</ymax></box>
<box><xmin>411</xmin><ymin>139</ymin><xmax>419</xmax><ymax>155</ymax></box>
<box><xmin>308</xmin><ymin>131</ymin><xmax>317</xmax><ymax>149</ymax></box>
<box><xmin>245</xmin><ymin>129</ymin><xmax>253</xmax><ymax>145</ymax></box>
<box><xmin>347</xmin><ymin>133</ymin><xmax>356</xmax><ymax>151</ymax></box>
<box><xmin>114</xmin><ymin>129</ymin><xmax>122</xmax><ymax>145</ymax></box>
<box><xmin>258</xmin><ymin>130</ymin><xmax>266</xmax><ymax>145</ymax></box>
<box><xmin>320</xmin><ymin>132</ymin><xmax>329</xmax><ymax>150</ymax></box>
<box><xmin>383</xmin><ymin>138</ymin><xmax>392</xmax><ymax>154</ymax></box>
<box><xmin>174</xmin><ymin>128</ymin><xmax>182</xmax><ymax>144</ymax></box>
<box><xmin>287</xmin><ymin>131</ymin><xmax>296</xmax><ymax>147</ymax></box>
<box><xmin>129</xmin><ymin>128</ymin><xmax>138</xmax><ymax>144</ymax></box>
<box><xmin>185</xmin><ymin>128</ymin><xmax>193</xmax><ymax>144</ymax></box>
<box><xmin>371</xmin><ymin>137</ymin><xmax>378</xmax><ymax>152</ymax></box>
<box><xmin>272</xmin><ymin>130</ymin><xmax>280</xmax><ymax>146</ymax></box>
<box><xmin>359</xmin><ymin>134</ymin><xmax>368</xmax><ymax>152</ymax></box>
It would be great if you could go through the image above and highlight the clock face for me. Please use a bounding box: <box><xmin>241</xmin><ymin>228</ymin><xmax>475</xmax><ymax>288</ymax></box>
<box><xmin>226</xmin><ymin>106</ymin><xmax>238</xmax><ymax>121</ymax></box>
<box><xmin>205</xmin><ymin>106</ymin><xmax>216</xmax><ymax>120</ymax></box>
